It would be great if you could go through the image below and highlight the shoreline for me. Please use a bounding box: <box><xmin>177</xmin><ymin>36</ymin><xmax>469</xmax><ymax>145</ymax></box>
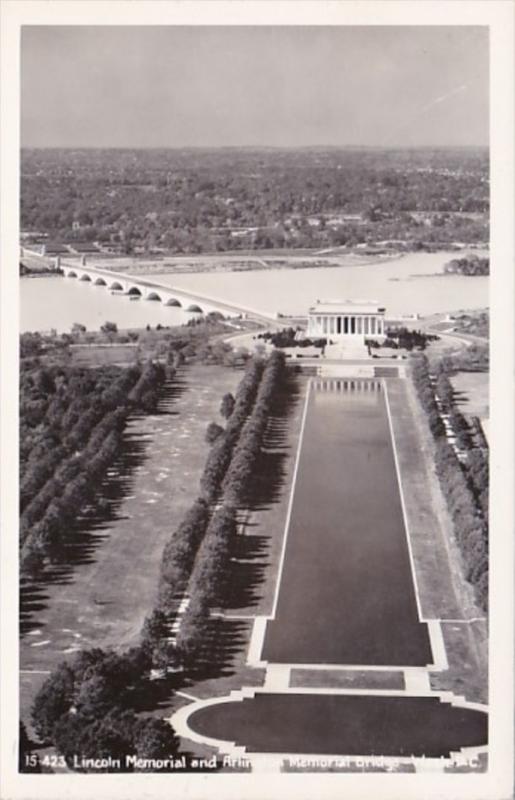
<box><xmin>20</xmin><ymin>270</ymin><xmax>63</xmax><ymax>278</ymax></box>
<box><xmin>91</xmin><ymin>251</ymin><xmax>404</xmax><ymax>277</ymax></box>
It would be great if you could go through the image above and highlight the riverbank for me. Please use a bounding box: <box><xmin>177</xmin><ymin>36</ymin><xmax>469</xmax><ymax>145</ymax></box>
<box><xmin>20</xmin><ymin>268</ymin><xmax>62</xmax><ymax>278</ymax></box>
<box><xmin>80</xmin><ymin>249</ymin><xmax>402</xmax><ymax>277</ymax></box>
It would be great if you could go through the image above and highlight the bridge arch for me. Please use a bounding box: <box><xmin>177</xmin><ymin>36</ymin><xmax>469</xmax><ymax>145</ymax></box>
<box><xmin>127</xmin><ymin>286</ymin><xmax>142</xmax><ymax>296</ymax></box>
<box><xmin>94</xmin><ymin>277</ymin><xmax>107</xmax><ymax>286</ymax></box>
<box><xmin>165</xmin><ymin>297</ymin><xmax>182</xmax><ymax>307</ymax></box>
<box><xmin>109</xmin><ymin>281</ymin><xmax>124</xmax><ymax>291</ymax></box>
<box><xmin>186</xmin><ymin>304</ymin><xmax>204</xmax><ymax>313</ymax></box>
<box><xmin>79</xmin><ymin>273</ymin><xmax>92</xmax><ymax>282</ymax></box>
<box><xmin>66</xmin><ymin>270</ymin><xmax>78</xmax><ymax>278</ymax></box>
<box><xmin>146</xmin><ymin>292</ymin><xmax>163</xmax><ymax>302</ymax></box>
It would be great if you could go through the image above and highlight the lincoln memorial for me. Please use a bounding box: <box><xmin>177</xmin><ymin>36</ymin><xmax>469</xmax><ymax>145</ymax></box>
<box><xmin>307</xmin><ymin>300</ymin><xmax>386</xmax><ymax>342</ymax></box>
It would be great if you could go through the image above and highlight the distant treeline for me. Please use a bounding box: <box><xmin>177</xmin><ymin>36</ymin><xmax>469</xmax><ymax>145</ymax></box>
<box><xmin>21</xmin><ymin>148</ymin><xmax>489</xmax><ymax>254</ymax></box>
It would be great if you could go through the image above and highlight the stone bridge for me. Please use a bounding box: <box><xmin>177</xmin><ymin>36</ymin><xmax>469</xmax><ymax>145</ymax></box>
<box><xmin>61</xmin><ymin>261</ymin><xmax>279</xmax><ymax>325</ymax></box>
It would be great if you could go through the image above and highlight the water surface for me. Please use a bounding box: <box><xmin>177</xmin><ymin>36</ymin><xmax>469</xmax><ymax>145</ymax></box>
<box><xmin>20</xmin><ymin>251</ymin><xmax>488</xmax><ymax>333</ymax></box>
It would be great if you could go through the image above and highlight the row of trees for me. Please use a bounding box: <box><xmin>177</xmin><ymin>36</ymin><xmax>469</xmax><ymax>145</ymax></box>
<box><xmin>200</xmin><ymin>358</ymin><xmax>265</xmax><ymax>501</ymax></box>
<box><xmin>137</xmin><ymin>359</ymin><xmax>267</xmax><ymax>671</ymax></box>
<box><xmin>433</xmin><ymin>439</ymin><xmax>488</xmax><ymax>610</ymax></box>
<box><xmin>177</xmin><ymin>351</ymin><xmax>286</xmax><ymax>662</ymax></box>
<box><xmin>411</xmin><ymin>355</ymin><xmax>488</xmax><ymax>610</ymax></box>
<box><xmin>176</xmin><ymin>506</ymin><xmax>238</xmax><ymax>661</ymax></box>
<box><xmin>20</xmin><ymin>360</ymin><xmax>168</xmax><ymax>575</ymax></box>
<box><xmin>222</xmin><ymin>351</ymin><xmax>285</xmax><ymax>505</ymax></box>
<box><xmin>143</xmin><ymin>351</ymin><xmax>286</xmax><ymax>671</ymax></box>
<box><xmin>434</xmin><ymin>371</ymin><xmax>488</xmax><ymax>516</ymax></box>
<box><xmin>411</xmin><ymin>357</ymin><xmax>445</xmax><ymax>439</ymax></box>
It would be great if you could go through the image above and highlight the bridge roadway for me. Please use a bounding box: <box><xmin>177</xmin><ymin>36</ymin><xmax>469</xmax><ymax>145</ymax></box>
<box><xmin>60</xmin><ymin>260</ymin><xmax>281</xmax><ymax>328</ymax></box>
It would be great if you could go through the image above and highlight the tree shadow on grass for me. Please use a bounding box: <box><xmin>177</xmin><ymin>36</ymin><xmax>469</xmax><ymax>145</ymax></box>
<box><xmin>20</xmin><ymin>432</ymin><xmax>149</xmax><ymax>636</ymax></box>
<box><xmin>186</xmin><ymin>618</ymin><xmax>250</xmax><ymax>682</ymax></box>
<box><xmin>222</xmin><ymin>370</ymin><xmax>302</xmax><ymax>612</ymax></box>
<box><xmin>148</xmin><ymin>375</ymin><xmax>190</xmax><ymax>417</ymax></box>
<box><xmin>20</xmin><ymin>374</ymin><xmax>186</xmax><ymax>638</ymax></box>
<box><xmin>222</xmin><ymin>536</ymin><xmax>271</xmax><ymax>610</ymax></box>
<box><xmin>129</xmin><ymin>618</ymin><xmax>251</xmax><ymax>714</ymax></box>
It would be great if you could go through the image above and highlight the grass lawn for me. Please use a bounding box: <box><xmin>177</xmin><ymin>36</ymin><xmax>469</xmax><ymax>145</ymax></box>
<box><xmin>290</xmin><ymin>669</ymin><xmax>405</xmax><ymax>690</ymax></box>
<box><xmin>19</xmin><ymin>363</ymin><xmax>241</xmax><ymax>727</ymax></box>
<box><xmin>69</xmin><ymin>343</ymin><xmax>139</xmax><ymax>366</ymax></box>
<box><xmin>189</xmin><ymin>693</ymin><xmax>487</xmax><ymax>757</ymax></box>
<box><xmin>450</xmin><ymin>371</ymin><xmax>489</xmax><ymax>418</ymax></box>
<box><xmin>430</xmin><ymin>621</ymin><xmax>488</xmax><ymax>706</ymax></box>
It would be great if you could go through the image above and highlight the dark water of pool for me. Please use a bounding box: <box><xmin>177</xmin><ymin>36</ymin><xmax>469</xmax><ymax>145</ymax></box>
<box><xmin>262</xmin><ymin>378</ymin><xmax>433</xmax><ymax>666</ymax></box>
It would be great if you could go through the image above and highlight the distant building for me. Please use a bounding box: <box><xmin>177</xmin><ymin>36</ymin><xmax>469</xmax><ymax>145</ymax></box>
<box><xmin>67</xmin><ymin>242</ymin><xmax>101</xmax><ymax>254</ymax></box>
<box><xmin>20</xmin><ymin>231</ymin><xmax>48</xmax><ymax>242</ymax></box>
<box><xmin>41</xmin><ymin>242</ymin><xmax>69</xmax><ymax>255</ymax></box>
<box><xmin>307</xmin><ymin>300</ymin><xmax>386</xmax><ymax>341</ymax></box>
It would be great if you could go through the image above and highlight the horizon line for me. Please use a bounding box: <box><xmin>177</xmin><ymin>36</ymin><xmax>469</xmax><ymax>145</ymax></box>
<box><xmin>20</xmin><ymin>143</ymin><xmax>489</xmax><ymax>151</ymax></box>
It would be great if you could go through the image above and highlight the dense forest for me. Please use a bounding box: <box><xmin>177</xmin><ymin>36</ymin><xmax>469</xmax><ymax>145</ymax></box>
<box><xmin>21</xmin><ymin>147</ymin><xmax>489</xmax><ymax>254</ymax></box>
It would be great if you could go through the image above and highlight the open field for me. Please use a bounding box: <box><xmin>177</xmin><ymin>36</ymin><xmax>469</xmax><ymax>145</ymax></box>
<box><xmin>450</xmin><ymin>371</ymin><xmax>489</xmax><ymax>419</ymax></box>
<box><xmin>19</xmin><ymin>363</ymin><xmax>240</xmax><ymax>726</ymax></box>
<box><xmin>68</xmin><ymin>343</ymin><xmax>139</xmax><ymax>366</ymax></box>
<box><xmin>290</xmin><ymin>669</ymin><xmax>405</xmax><ymax>690</ymax></box>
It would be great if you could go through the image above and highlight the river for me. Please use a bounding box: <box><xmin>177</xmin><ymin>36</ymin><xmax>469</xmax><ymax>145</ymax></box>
<box><xmin>20</xmin><ymin>251</ymin><xmax>488</xmax><ymax>333</ymax></box>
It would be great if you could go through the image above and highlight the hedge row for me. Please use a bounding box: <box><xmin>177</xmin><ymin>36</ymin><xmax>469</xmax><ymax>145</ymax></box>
<box><xmin>222</xmin><ymin>350</ymin><xmax>285</xmax><ymax>505</ymax></box>
<box><xmin>157</xmin><ymin>498</ymin><xmax>211</xmax><ymax>613</ymax></box>
<box><xmin>20</xmin><ymin>365</ymin><xmax>142</xmax><ymax>509</ymax></box>
<box><xmin>411</xmin><ymin>356</ymin><xmax>445</xmax><ymax>438</ymax></box>
<box><xmin>199</xmin><ymin>358</ymin><xmax>265</xmax><ymax>501</ymax></box>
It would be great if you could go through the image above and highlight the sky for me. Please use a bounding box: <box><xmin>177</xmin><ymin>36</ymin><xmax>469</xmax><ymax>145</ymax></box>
<box><xmin>21</xmin><ymin>26</ymin><xmax>489</xmax><ymax>148</ymax></box>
